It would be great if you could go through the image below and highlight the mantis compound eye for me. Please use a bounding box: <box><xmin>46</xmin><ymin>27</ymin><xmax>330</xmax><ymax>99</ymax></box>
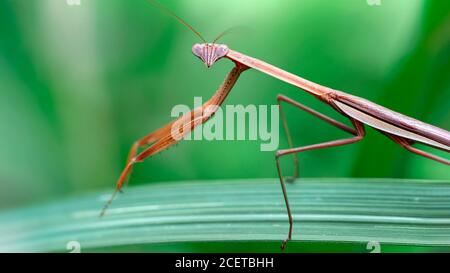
<box><xmin>192</xmin><ymin>43</ymin><xmax>204</xmax><ymax>59</ymax></box>
<box><xmin>215</xmin><ymin>44</ymin><xmax>229</xmax><ymax>57</ymax></box>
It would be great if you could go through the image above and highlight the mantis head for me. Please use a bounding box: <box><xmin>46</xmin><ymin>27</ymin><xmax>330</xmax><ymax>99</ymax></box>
<box><xmin>192</xmin><ymin>43</ymin><xmax>229</xmax><ymax>68</ymax></box>
<box><xmin>146</xmin><ymin>1</ymin><xmax>232</xmax><ymax>68</ymax></box>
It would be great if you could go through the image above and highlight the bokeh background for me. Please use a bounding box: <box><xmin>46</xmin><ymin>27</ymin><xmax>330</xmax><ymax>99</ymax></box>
<box><xmin>0</xmin><ymin>0</ymin><xmax>449</xmax><ymax>218</ymax></box>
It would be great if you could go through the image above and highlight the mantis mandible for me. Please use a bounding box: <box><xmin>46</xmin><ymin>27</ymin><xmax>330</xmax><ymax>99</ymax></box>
<box><xmin>101</xmin><ymin>0</ymin><xmax>450</xmax><ymax>250</ymax></box>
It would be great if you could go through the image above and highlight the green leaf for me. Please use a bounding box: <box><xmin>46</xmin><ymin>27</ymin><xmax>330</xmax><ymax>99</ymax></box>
<box><xmin>1</xmin><ymin>178</ymin><xmax>450</xmax><ymax>253</ymax></box>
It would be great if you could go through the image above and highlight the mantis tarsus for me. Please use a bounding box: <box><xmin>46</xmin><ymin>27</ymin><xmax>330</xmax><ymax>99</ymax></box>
<box><xmin>101</xmin><ymin>0</ymin><xmax>450</xmax><ymax>250</ymax></box>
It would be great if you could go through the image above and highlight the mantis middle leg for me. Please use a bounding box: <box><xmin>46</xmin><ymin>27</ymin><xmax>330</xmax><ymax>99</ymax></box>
<box><xmin>277</xmin><ymin>94</ymin><xmax>357</xmax><ymax>182</ymax></box>
<box><xmin>275</xmin><ymin>94</ymin><xmax>365</xmax><ymax>250</ymax></box>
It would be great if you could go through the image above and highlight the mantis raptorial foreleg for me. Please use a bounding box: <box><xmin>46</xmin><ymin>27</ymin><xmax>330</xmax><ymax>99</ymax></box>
<box><xmin>99</xmin><ymin>119</ymin><xmax>187</xmax><ymax>217</ymax></box>
<box><xmin>100</xmin><ymin>63</ymin><xmax>248</xmax><ymax>217</ymax></box>
<box><xmin>126</xmin><ymin>121</ymin><xmax>177</xmax><ymax>163</ymax></box>
<box><xmin>120</xmin><ymin>120</ymin><xmax>180</xmax><ymax>191</ymax></box>
<box><xmin>275</xmin><ymin>94</ymin><xmax>366</xmax><ymax>249</ymax></box>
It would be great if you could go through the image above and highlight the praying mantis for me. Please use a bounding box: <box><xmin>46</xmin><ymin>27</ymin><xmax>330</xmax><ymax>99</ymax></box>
<box><xmin>101</xmin><ymin>0</ymin><xmax>450</xmax><ymax>250</ymax></box>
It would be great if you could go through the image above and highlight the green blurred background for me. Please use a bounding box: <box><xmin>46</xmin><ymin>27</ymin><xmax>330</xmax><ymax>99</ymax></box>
<box><xmin>0</xmin><ymin>0</ymin><xmax>449</xmax><ymax>214</ymax></box>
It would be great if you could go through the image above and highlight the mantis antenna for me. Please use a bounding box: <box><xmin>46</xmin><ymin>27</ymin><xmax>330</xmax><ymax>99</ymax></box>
<box><xmin>146</xmin><ymin>0</ymin><xmax>207</xmax><ymax>43</ymax></box>
<box><xmin>213</xmin><ymin>26</ymin><xmax>243</xmax><ymax>44</ymax></box>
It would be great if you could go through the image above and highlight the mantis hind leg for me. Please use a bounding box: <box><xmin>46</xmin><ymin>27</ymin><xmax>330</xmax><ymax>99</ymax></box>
<box><xmin>385</xmin><ymin>134</ymin><xmax>450</xmax><ymax>165</ymax></box>
<box><xmin>275</xmin><ymin>94</ymin><xmax>365</xmax><ymax>250</ymax></box>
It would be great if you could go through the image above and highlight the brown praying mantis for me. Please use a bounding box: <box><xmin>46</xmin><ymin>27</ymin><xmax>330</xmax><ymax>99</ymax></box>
<box><xmin>100</xmin><ymin>0</ymin><xmax>450</xmax><ymax>250</ymax></box>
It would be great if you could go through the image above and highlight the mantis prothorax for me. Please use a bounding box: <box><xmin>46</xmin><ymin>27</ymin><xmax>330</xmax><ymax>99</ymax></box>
<box><xmin>101</xmin><ymin>0</ymin><xmax>450</xmax><ymax>250</ymax></box>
